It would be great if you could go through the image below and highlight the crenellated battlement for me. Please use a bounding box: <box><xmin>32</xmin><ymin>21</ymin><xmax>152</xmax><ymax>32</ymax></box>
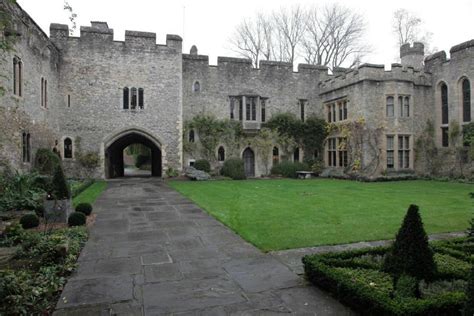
<box><xmin>319</xmin><ymin>62</ymin><xmax>432</xmax><ymax>93</ymax></box>
<box><xmin>425</xmin><ymin>39</ymin><xmax>474</xmax><ymax>69</ymax></box>
<box><xmin>49</xmin><ymin>22</ymin><xmax>182</xmax><ymax>52</ymax></box>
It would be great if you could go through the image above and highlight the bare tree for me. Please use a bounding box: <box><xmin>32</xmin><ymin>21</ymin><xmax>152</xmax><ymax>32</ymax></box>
<box><xmin>392</xmin><ymin>9</ymin><xmax>434</xmax><ymax>54</ymax></box>
<box><xmin>303</xmin><ymin>4</ymin><xmax>367</xmax><ymax>69</ymax></box>
<box><xmin>229</xmin><ymin>17</ymin><xmax>265</xmax><ymax>67</ymax></box>
<box><xmin>272</xmin><ymin>5</ymin><xmax>306</xmax><ymax>64</ymax></box>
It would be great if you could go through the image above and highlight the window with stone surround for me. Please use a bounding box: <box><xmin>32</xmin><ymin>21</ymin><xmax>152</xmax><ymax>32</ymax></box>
<box><xmin>13</xmin><ymin>57</ymin><xmax>22</xmax><ymax>97</ymax></box>
<box><xmin>293</xmin><ymin>147</ymin><xmax>300</xmax><ymax>162</ymax></box>
<box><xmin>326</xmin><ymin>99</ymin><xmax>347</xmax><ymax>122</ymax></box>
<box><xmin>123</xmin><ymin>87</ymin><xmax>144</xmax><ymax>110</ymax></box>
<box><xmin>338</xmin><ymin>138</ymin><xmax>348</xmax><ymax>167</ymax></box>
<box><xmin>299</xmin><ymin>99</ymin><xmax>306</xmax><ymax>121</ymax></box>
<box><xmin>193</xmin><ymin>81</ymin><xmax>200</xmax><ymax>92</ymax></box>
<box><xmin>245</xmin><ymin>97</ymin><xmax>257</xmax><ymax>121</ymax></box>
<box><xmin>399</xmin><ymin>96</ymin><xmax>410</xmax><ymax>117</ymax></box>
<box><xmin>441</xmin><ymin>83</ymin><xmax>449</xmax><ymax>124</ymax></box>
<box><xmin>64</xmin><ymin>137</ymin><xmax>73</xmax><ymax>159</ymax></box>
<box><xmin>386</xmin><ymin>96</ymin><xmax>394</xmax><ymax>117</ymax></box>
<box><xmin>386</xmin><ymin>135</ymin><xmax>394</xmax><ymax>169</ymax></box>
<box><xmin>218</xmin><ymin>146</ymin><xmax>225</xmax><ymax>162</ymax></box>
<box><xmin>338</xmin><ymin>101</ymin><xmax>348</xmax><ymax>121</ymax></box>
<box><xmin>261</xmin><ymin>98</ymin><xmax>267</xmax><ymax>122</ymax></box>
<box><xmin>398</xmin><ymin>135</ymin><xmax>410</xmax><ymax>169</ymax></box>
<box><xmin>189</xmin><ymin>130</ymin><xmax>195</xmax><ymax>143</ymax></box>
<box><xmin>462</xmin><ymin>78</ymin><xmax>471</xmax><ymax>122</ymax></box>
<box><xmin>327</xmin><ymin>138</ymin><xmax>337</xmax><ymax>167</ymax></box>
<box><xmin>41</xmin><ymin>78</ymin><xmax>48</xmax><ymax>108</ymax></box>
<box><xmin>22</xmin><ymin>132</ymin><xmax>30</xmax><ymax>163</ymax></box>
<box><xmin>441</xmin><ymin>127</ymin><xmax>449</xmax><ymax>147</ymax></box>
<box><xmin>272</xmin><ymin>147</ymin><xmax>279</xmax><ymax>165</ymax></box>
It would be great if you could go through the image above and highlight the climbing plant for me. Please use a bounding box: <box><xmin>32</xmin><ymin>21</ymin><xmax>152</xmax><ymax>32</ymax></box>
<box><xmin>414</xmin><ymin>120</ymin><xmax>440</xmax><ymax>175</ymax></box>
<box><xmin>0</xmin><ymin>0</ymin><xmax>18</xmax><ymax>96</ymax></box>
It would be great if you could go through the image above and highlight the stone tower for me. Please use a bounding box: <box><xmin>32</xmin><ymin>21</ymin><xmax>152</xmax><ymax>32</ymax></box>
<box><xmin>400</xmin><ymin>42</ymin><xmax>425</xmax><ymax>69</ymax></box>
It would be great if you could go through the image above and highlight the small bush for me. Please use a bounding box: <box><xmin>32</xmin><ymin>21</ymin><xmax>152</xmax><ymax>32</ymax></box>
<box><xmin>464</xmin><ymin>265</ymin><xmax>474</xmax><ymax>316</ymax></box>
<box><xmin>19</xmin><ymin>214</ymin><xmax>40</xmax><ymax>229</ymax></box>
<box><xmin>383</xmin><ymin>204</ymin><xmax>436</xmax><ymax>281</ymax></box>
<box><xmin>75</xmin><ymin>202</ymin><xmax>93</xmax><ymax>216</ymax></box>
<box><xmin>135</xmin><ymin>154</ymin><xmax>149</xmax><ymax>168</ymax></box>
<box><xmin>194</xmin><ymin>159</ymin><xmax>211</xmax><ymax>173</ymax></box>
<box><xmin>311</xmin><ymin>160</ymin><xmax>325</xmax><ymax>175</ymax></box>
<box><xmin>221</xmin><ymin>158</ymin><xmax>245</xmax><ymax>180</ymax></box>
<box><xmin>51</xmin><ymin>166</ymin><xmax>70</xmax><ymax>200</ymax></box>
<box><xmin>271</xmin><ymin>161</ymin><xmax>309</xmax><ymax>178</ymax></box>
<box><xmin>68</xmin><ymin>212</ymin><xmax>86</xmax><ymax>227</ymax></box>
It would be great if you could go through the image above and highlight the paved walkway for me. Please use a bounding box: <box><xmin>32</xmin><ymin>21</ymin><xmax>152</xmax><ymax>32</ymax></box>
<box><xmin>55</xmin><ymin>178</ymin><xmax>351</xmax><ymax>315</ymax></box>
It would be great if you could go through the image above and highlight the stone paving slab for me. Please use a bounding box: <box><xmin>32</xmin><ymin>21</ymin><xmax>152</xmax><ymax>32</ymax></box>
<box><xmin>55</xmin><ymin>178</ymin><xmax>353</xmax><ymax>315</ymax></box>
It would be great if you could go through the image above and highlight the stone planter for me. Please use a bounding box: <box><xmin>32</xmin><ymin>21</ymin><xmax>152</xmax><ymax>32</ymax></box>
<box><xmin>44</xmin><ymin>199</ymin><xmax>72</xmax><ymax>223</ymax></box>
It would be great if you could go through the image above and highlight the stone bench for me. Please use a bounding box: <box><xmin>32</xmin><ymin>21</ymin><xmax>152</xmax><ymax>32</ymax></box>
<box><xmin>296</xmin><ymin>171</ymin><xmax>314</xmax><ymax>179</ymax></box>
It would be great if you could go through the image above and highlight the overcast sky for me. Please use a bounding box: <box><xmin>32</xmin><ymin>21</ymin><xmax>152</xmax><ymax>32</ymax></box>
<box><xmin>18</xmin><ymin>0</ymin><xmax>474</xmax><ymax>68</ymax></box>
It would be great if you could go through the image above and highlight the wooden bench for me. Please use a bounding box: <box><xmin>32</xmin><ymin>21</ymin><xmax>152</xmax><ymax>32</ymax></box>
<box><xmin>296</xmin><ymin>171</ymin><xmax>314</xmax><ymax>179</ymax></box>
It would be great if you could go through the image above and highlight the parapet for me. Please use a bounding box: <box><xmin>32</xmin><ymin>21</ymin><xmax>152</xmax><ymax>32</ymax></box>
<box><xmin>125</xmin><ymin>30</ymin><xmax>156</xmax><ymax>49</ymax></box>
<box><xmin>166</xmin><ymin>34</ymin><xmax>182</xmax><ymax>51</ymax></box>
<box><xmin>450</xmin><ymin>39</ymin><xmax>474</xmax><ymax>55</ymax></box>
<box><xmin>80</xmin><ymin>21</ymin><xmax>114</xmax><ymax>42</ymax></box>
<box><xmin>400</xmin><ymin>42</ymin><xmax>424</xmax><ymax>57</ymax></box>
<box><xmin>259</xmin><ymin>60</ymin><xmax>292</xmax><ymax>72</ymax></box>
<box><xmin>320</xmin><ymin>62</ymin><xmax>431</xmax><ymax>94</ymax></box>
<box><xmin>50</xmin><ymin>23</ymin><xmax>69</xmax><ymax>41</ymax></box>
<box><xmin>217</xmin><ymin>57</ymin><xmax>252</xmax><ymax>70</ymax></box>
<box><xmin>425</xmin><ymin>39</ymin><xmax>473</xmax><ymax>70</ymax></box>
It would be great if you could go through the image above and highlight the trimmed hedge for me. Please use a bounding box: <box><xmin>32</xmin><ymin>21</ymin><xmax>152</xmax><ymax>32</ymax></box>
<box><xmin>71</xmin><ymin>179</ymin><xmax>95</xmax><ymax>198</ymax></box>
<box><xmin>271</xmin><ymin>161</ymin><xmax>309</xmax><ymax>178</ymax></box>
<box><xmin>33</xmin><ymin>148</ymin><xmax>61</xmax><ymax>175</ymax></box>
<box><xmin>194</xmin><ymin>159</ymin><xmax>211</xmax><ymax>173</ymax></box>
<box><xmin>68</xmin><ymin>212</ymin><xmax>86</xmax><ymax>227</ymax></box>
<box><xmin>303</xmin><ymin>240</ymin><xmax>471</xmax><ymax>315</ymax></box>
<box><xmin>75</xmin><ymin>203</ymin><xmax>93</xmax><ymax>216</ymax></box>
<box><xmin>19</xmin><ymin>214</ymin><xmax>40</xmax><ymax>229</ymax></box>
<box><xmin>221</xmin><ymin>158</ymin><xmax>245</xmax><ymax>180</ymax></box>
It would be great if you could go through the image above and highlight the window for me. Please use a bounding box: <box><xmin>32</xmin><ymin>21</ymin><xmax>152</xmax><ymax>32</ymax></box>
<box><xmin>386</xmin><ymin>136</ymin><xmax>394</xmax><ymax>168</ymax></box>
<box><xmin>272</xmin><ymin>147</ymin><xmax>279</xmax><ymax>165</ymax></box>
<box><xmin>245</xmin><ymin>97</ymin><xmax>257</xmax><ymax>121</ymax></box>
<box><xmin>189</xmin><ymin>130</ymin><xmax>195</xmax><ymax>143</ymax></box>
<box><xmin>64</xmin><ymin>138</ymin><xmax>73</xmax><ymax>159</ymax></box>
<box><xmin>261</xmin><ymin>98</ymin><xmax>266</xmax><ymax>122</ymax></box>
<box><xmin>441</xmin><ymin>127</ymin><xmax>449</xmax><ymax>147</ymax></box>
<box><xmin>386</xmin><ymin>96</ymin><xmax>394</xmax><ymax>117</ymax></box>
<box><xmin>403</xmin><ymin>96</ymin><xmax>410</xmax><ymax>117</ymax></box>
<box><xmin>332</xmin><ymin>104</ymin><xmax>336</xmax><ymax>122</ymax></box>
<box><xmin>338</xmin><ymin>101</ymin><xmax>348</xmax><ymax>120</ymax></box>
<box><xmin>299</xmin><ymin>99</ymin><xmax>305</xmax><ymax>121</ymax></box>
<box><xmin>138</xmin><ymin>88</ymin><xmax>144</xmax><ymax>109</ymax></box>
<box><xmin>123</xmin><ymin>88</ymin><xmax>129</xmax><ymax>109</ymax></box>
<box><xmin>41</xmin><ymin>78</ymin><xmax>48</xmax><ymax>108</ymax></box>
<box><xmin>22</xmin><ymin>132</ymin><xmax>30</xmax><ymax>163</ymax></box>
<box><xmin>131</xmin><ymin>88</ymin><xmax>137</xmax><ymax>109</ymax></box>
<box><xmin>193</xmin><ymin>81</ymin><xmax>200</xmax><ymax>92</ymax></box>
<box><xmin>328</xmin><ymin>138</ymin><xmax>337</xmax><ymax>166</ymax></box>
<box><xmin>230</xmin><ymin>97</ymin><xmax>235</xmax><ymax>119</ymax></box>
<box><xmin>441</xmin><ymin>83</ymin><xmax>448</xmax><ymax>124</ymax></box>
<box><xmin>338</xmin><ymin>138</ymin><xmax>348</xmax><ymax>167</ymax></box>
<box><xmin>67</xmin><ymin>94</ymin><xmax>71</xmax><ymax>108</ymax></box>
<box><xmin>327</xmin><ymin>104</ymin><xmax>332</xmax><ymax>122</ymax></box>
<box><xmin>398</xmin><ymin>136</ymin><xmax>410</xmax><ymax>169</ymax></box>
<box><xmin>293</xmin><ymin>147</ymin><xmax>300</xmax><ymax>162</ymax></box>
<box><xmin>238</xmin><ymin>97</ymin><xmax>243</xmax><ymax>121</ymax></box>
<box><xmin>218</xmin><ymin>146</ymin><xmax>225</xmax><ymax>161</ymax></box>
<box><xmin>462</xmin><ymin>79</ymin><xmax>471</xmax><ymax>122</ymax></box>
<box><xmin>13</xmin><ymin>57</ymin><xmax>22</xmax><ymax>97</ymax></box>
<box><xmin>189</xmin><ymin>159</ymin><xmax>195</xmax><ymax>167</ymax></box>
<box><xmin>327</xmin><ymin>101</ymin><xmax>347</xmax><ymax>122</ymax></box>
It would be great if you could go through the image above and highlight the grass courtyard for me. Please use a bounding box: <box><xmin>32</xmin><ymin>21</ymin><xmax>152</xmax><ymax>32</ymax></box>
<box><xmin>169</xmin><ymin>179</ymin><xmax>473</xmax><ymax>251</ymax></box>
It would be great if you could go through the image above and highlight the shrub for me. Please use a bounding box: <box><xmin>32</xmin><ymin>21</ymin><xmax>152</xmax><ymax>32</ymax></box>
<box><xmin>464</xmin><ymin>265</ymin><xmax>474</xmax><ymax>316</ymax></box>
<box><xmin>194</xmin><ymin>159</ymin><xmax>211</xmax><ymax>173</ymax></box>
<box><xmin>221</xmin><ymin>158</ymin><xmax>245</xmax><ymax>180</ymax></box>
<box><xmin>33</xmin><ymin>148</ymin><xmax>61</xmax><ymax>175</ymax></box>
<box><xmin>395</xmin><ymin>274</ymin><xmax>419</xmax><ymax>298</ymax></box>
<box><xmin>271</xmin><ymin>161</ymin><xmax>309</xmax><ymax>178</ymax></box>
<box><xmin>19</xmin><ymin>213</ymin><xmax>40</xmax><ymax>229</ymax></box>
<box><xmin>166</xmin><ymin>167</ymin><xmax>179</xmax><ymax>177</ymax></box>
<box><xmin>383</xmin><ymin>204</ymin><xmax>436</xmax><ymax>281</ymax></box>
<box><xmin>311</xmin><ymin>160</ymin><xmax>325</xmax><ymax>175</ymax></box>
<box><xmin>70</xmin><ymin>179</ymin><xmax>94</xmax><ymax>198</ymax></box>
<box><xmin>75</xmin><ymin>202</ymin><xmax>93</xmax><ymax>216</ymax></box>
<box><xmin>135</xmin><ymin>154</ymin><xmax>149</xmax><ymax>168</ymax></box>
<box><xmin>68</xmin><ymin>212</ymin><xmax>86</xmax><ymax>227</ymax></box>
<box><xmin>51</xmin><ymin>166</ymin><xmax>70</xmax><ymax>200</ymax></box>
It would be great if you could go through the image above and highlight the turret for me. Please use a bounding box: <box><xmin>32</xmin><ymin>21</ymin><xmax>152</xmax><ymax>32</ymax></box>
<box><xmin>400</xmin><ymin>42</ymin><xmax>424</xmax><ymax>70</ymax></box>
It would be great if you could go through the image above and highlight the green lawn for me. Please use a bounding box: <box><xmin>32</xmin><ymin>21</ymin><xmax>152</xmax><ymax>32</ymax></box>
<box><xmin>72</xmin><ymin>181</ymin><xmax>107</xmax><ymax>207</ymax></box>
<box><xmin>169</xmin><ymin>179</ymin><xmax>473</xmax><ymax>251</ymax></box>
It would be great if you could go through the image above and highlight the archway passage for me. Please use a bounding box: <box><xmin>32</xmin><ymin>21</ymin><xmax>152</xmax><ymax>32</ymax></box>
<box><xmin>243</xmin><ymin>148</ymin><xmax>255</xmax><ymax>177</ymax></box>
<box><xmin>105</xmin><ymin>132</ymin><xmax>161</xmax><ymax>178</ymax></box>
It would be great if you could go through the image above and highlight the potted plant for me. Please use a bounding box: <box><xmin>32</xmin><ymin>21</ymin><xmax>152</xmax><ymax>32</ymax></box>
<box><xmin>44</xmin><ymin>165</ymin><xmax>72</xmax><ymax>223</ymax></box>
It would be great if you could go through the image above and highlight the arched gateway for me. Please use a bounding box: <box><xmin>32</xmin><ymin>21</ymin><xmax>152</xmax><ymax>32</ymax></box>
<box><xmin>104</xmin><ymin>128</ymin><xmax>162</xmax><ymax>178</ymax></box>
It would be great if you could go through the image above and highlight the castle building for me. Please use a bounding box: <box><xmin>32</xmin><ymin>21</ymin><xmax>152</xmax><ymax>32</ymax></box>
<box><xmin>1</xmin><ymin>2</ymin><xmax>473</xmax><ymax>179</ymax></box>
